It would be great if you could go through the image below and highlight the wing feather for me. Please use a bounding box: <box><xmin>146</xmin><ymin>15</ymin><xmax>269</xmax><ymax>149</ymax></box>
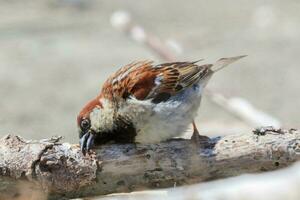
<box><xmin>100</xmin><ymin>56</ymin><xmax>245</xmax><ymax>103</ymax></box>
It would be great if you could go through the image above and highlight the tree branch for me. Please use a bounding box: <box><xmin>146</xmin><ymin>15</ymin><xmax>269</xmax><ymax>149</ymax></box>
<box><xmin>102</xmin><ymin>162</ymin><xmax>300</xmax><ymax>200</ymax></box>
<box><xmin>0</xmin><ymin>127</ymin><xmax>299</xmax><ymax>199</ymax></box>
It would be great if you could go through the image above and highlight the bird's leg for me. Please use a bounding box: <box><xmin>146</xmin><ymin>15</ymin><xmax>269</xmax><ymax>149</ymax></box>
<box><xmin>191</xmin><ymin>120</ymin><xmax>209</xmax><ymax>144</ymax></box>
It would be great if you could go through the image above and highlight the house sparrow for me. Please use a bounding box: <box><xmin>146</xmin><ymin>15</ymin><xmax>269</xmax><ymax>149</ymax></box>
<box><xmin>77</xmin><ymin>55</ymin><xmax>246</xmax><ymax>153</ymax></box>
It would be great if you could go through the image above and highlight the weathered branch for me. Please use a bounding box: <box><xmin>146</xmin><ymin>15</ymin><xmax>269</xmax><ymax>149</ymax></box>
<box><xmin>102</xmin><ymin>162</ymin><xmax>300</xmax><ymax>200</ymax></box>
<box><xmin>0</xmin><ymin>127</ymin><xmax>299</xmax><ymax>199</ymax></box>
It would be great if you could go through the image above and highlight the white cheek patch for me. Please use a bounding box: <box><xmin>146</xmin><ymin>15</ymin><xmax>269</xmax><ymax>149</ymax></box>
<box><xmin>89</xmin><ymin>100</ymin><xmax>115</xmax><ymax>133</ymax></box>
<box><xmin>90</xmin><ymin>108</ymin><xmax>102</xmax><ymax>131</ymax></box>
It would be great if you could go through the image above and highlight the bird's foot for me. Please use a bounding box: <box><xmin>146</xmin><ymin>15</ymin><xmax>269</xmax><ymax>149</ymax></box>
<box><xmin>191</xmin><ymin>121</ymin><xmax>210</xmax><ymax>147</ymax></box>
<box><xmin>191</xmin><ymin>130</ymin><xmax>210</xmax><ymax>147</ymax></box>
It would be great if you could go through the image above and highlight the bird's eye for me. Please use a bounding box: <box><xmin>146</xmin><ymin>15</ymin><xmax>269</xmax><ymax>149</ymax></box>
<box><xmin>80</xmin><ymin>118</ymin><xmax>90</xmax><ymax>130</ymax></box>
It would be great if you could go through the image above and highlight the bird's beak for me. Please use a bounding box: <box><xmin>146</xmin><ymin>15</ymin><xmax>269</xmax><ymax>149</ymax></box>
<box><xmin>79</xmin><ymin>130</ymin><xmax>95</xmax><ymax>154</ymax></box>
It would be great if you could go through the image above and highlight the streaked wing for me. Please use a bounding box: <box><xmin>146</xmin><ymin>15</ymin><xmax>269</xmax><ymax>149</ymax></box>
<box><xmin>101</xmin><ymin>60</ymin><xmax>154</xmax><ymax>100</ymax></box>
<box><xmin>100</xmin><ymin>60</ymin><xmax>211</xmax><ymax>103</ymax></box>
<box><xmin>150</xmin><ymin>61</ymin><xmax>212</xmax><ymax>98</ymax></box>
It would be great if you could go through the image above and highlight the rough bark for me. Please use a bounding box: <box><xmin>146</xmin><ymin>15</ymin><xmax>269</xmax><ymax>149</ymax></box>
<box><xmin>101</xmin><ymin>162</ymin><xmax>300</xmax><ymax>200</ymax></box>
<box><xmin>0</xmin><ymin>127</ymin><xmax>299</xmax><ymax>199</ymax></box>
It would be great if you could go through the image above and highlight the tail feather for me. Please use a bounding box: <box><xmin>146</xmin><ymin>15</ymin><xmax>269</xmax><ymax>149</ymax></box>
<box><xmin>211</xmin><ymin>55</ymin><xmax>247</xmax><ymax>72</ymax></box>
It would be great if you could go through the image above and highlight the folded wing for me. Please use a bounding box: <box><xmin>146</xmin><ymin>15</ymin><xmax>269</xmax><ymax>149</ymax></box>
<box><xmin>101</xmin><ymin>60</ymin><xmax>212</xmax><ymax>103</ymax></box>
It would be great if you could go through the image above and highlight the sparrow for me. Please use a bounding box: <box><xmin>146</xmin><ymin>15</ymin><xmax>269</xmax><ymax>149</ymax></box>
<box><xmin>77</xmin><ymin>55</ymin><xmax>246</xmax><ymax>153</ymax></box>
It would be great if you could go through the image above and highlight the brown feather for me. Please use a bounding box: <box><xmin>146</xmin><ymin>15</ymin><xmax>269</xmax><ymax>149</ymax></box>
<box><xmin>100</xmin><ymin>56</ymin><xmax>246</xmax><ymax>103</ymax></box>
<box><xmin>100</xmin><ymin>60</ymin><xmax>212</xmax><ymax>102</ymax></box>
<box><xmin>77</xmin><ymin>98</ymin><xmax>102</xmax><ymax>124</ymax></box>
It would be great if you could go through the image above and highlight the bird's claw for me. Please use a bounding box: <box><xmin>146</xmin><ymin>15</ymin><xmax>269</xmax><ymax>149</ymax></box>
<box><xmin>80</xmin><ymin>131</ymin><xmax>95</xmax><ymax>155</ymax></box>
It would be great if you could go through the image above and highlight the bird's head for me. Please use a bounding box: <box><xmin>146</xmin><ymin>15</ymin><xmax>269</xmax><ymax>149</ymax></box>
<box><xmin>77</xmin><ymin>98</ymin><xmax>101</xmax><ymax>153</ymax></box>
<box><xmin>77</xmin><ymin>98</ymin><xmax>115</xmax><ymax>154</ymax></box>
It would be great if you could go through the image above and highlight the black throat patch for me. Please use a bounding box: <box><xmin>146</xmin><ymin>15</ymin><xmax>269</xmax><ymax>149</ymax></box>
<box><xmin>94</xmin><ymin>116</ymin><xmax>137</xmax><ymax>145</ymax></box>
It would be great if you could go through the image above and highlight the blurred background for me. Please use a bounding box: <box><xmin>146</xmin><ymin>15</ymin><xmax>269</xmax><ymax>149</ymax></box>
<box><xmin>0</xmin><ymin>0</ymin><xmax>299</xmax><ymax>144</ymax></box>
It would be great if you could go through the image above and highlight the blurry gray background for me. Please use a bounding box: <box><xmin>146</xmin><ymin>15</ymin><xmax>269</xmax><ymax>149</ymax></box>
<box><xmin>0</xmin><ymin>0</ymin><xmax>299</xmax><ymax>144</ymax></box>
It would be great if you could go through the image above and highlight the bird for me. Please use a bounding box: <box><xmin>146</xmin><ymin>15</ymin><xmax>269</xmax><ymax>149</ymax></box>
<box><xmin>77</xmin><ymin>55</ymin><xmax>246</xmax><ymax>153</ymax></box>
